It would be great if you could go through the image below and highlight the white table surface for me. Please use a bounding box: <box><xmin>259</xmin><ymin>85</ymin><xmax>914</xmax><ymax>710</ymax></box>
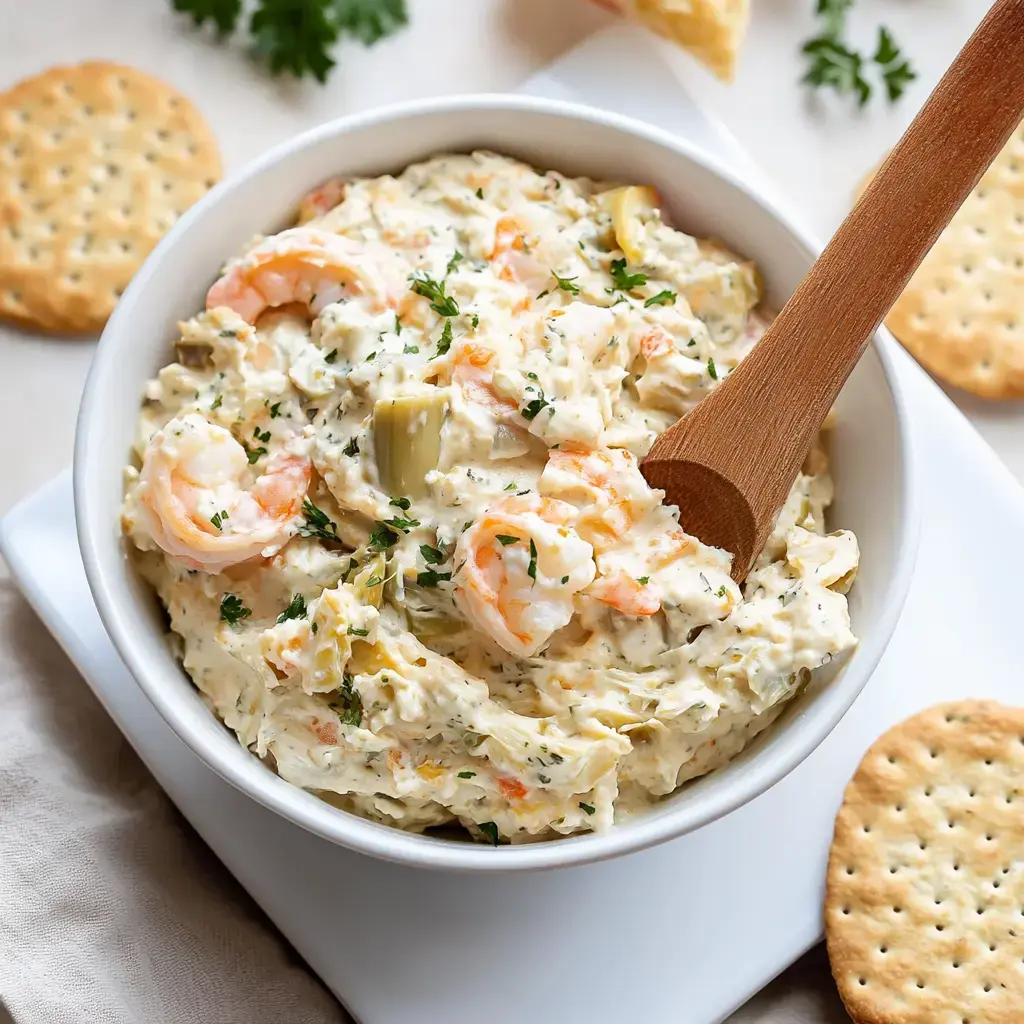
<box><xmin>0</xmin><ymin>2</ymin><xmax>1015</xmax><ymax>1021</ymax></box>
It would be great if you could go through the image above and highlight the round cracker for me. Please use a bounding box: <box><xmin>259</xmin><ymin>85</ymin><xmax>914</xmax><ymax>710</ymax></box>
<box><xmin>857</xmin><ymin>122</ymin><xmax>1024</xmax><ymax>399</ymax></box>
<box><xmin>0</xmin><ymin>61</ymin><xmax>221</xmax><ymax>334</ymax></box>
<box><xmin>826</xmin><ymin>700</ymin><xmax>1024</xmax><ymax>1023</ymax></box>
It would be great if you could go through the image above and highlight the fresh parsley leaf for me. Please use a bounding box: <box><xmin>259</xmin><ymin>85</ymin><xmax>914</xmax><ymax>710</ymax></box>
<box><xmin>446</xmin><ymin>250</ymin><xmax>464</xmax><ymax>276</ymax></box>
<box><xmin>324</xmin><ymin>348</ymin><xmax>338</xmax><ymax>364</ymax></box>
<box><xmin>299</xmin><ymin>498</ymin><xmax>339</xmax><ymax>541</ymax></box>
<box><xmin>707</xmin><ymin>357</ymin><xmax>718</xmax><ymax>381</ymax></box>
<box><xmin>495</xmin><ymin>534</ymin><xmax>520</xmax><ymax>547</ymax></box>
<box><xmin>873</xmin><ymin>26</ymin><xmax>916</xmax><ymax>102</ymax></box>
<box><xmin>245</xmin><ymin>445</ymin><xmax>267</xmax><ymax>464</ymax></box>
<box><xmin>219</xmin><ymin>593</ymin><xmax>251</xmax><ymax>625</ymax></box>
<box><xmin>334</xmin><ymin>0</ymin><xmax>407</xmax><ymax>45</ymax></box>
<box><xmin>552</xmin><ymin>271</ymin><xmax>580</xmax><ymax>295</ymax></box>
<box><xmin>390</xmin><ymin>496</ymin><xmax>411</xmax><ymax>510</ymax></box>
<box><xmin>419</xmin><ymin>544</ymin><xmax>446</xmax><ymax>564</ymax></box>
<box><xmin>458</xmin><ymin>770</ymin><xmax>476</xmax><ymax>778</ymax></box>
<box><xmin>269</xmin><ymin>401</ymin><xmax>282</xmax><ymax>418</ymax></box>
<box><xmin>637</xmin><ymin>576</ymin><xmax>650</xmax><ymax>585</ymax></box>
<box><xmin>403</xmin><ymin>343</ymin><xmax>419</xmax><ymax>354</ymax></box>
<box><xmin>717</xmin><ymin>585</ymin><xmax>727</xmax><ymax>598</ymax></box>
<box><xmin>435</xmin><ymin>319</ymin><xmax>453</xmax><ymax>356</ymax></box>
<box><xmin>253</xmin><ymin>426</ymin><xmax>271</xmax><ymax>443</ymax></box>
<box><xmin>802</xmin><ymin>35</ymin><xmax>871</xmax><ymax>106</ymax></box>
<box><xmin>520</xmin><ymin>389</ymin><xmax>549</xmax><ymax>421</ymax></box>
<box><xmin>475</xmin><ymin>188</ymin><xmax>484</xmax><ymax>200</ymax></box>
<box><xmin>815</xmin><ymin>0</ymin><xmax>853</xmax><ymax>37</ymax></box>
<box><xmin>250</xmin><ymin>0</ymin><xmax>339</xmax><ymax>84</ymax></box>
<box><xmin>527</xmin><ymin>538</ymin><xmax>538</xmax><ymax>582</ymax></box>
<box><xmin>503</xmin><ymin>482</ymin><xmax>518</xmax><ymax>491</ymax></box>
<box><xmin>385</xmin><ymin>515</ymin><xmax>420</xmax><ymax>533</ymax></box>
<box><xmin>347</xmin><ymin>626</ymin><xmax>369</xmax><ymax>637</ymax></box>
<box><xmin>644</xmin><ymin>289</ymin><xmax>676</xmax><ymax>307</ymax></box>
<box><xmin>311</xmin><ymin>621</ymin><xmax>318</xmax><ymax>634</ymax></box>
<box><xmin>609</xmin><ymin>258</ymin><xmax>647</xmax><ymax>292</ymax></box>
<box><xmin>470</xmin><ymin>314</ymin><xmax>479</xmax><ymax>329</ymax></box>
<box><xmin>210</xmin><ymin>510</ymin><xmax>229</xmax><ymax>531</ymax></box>
<box><xmin>579</xmin><ymin>801</ymin><xmax>596</xmax><ymax>815</ymax></box>
<box><xmin>329</xmin><ymin>673</ymin><xmax>363</xmax><ymax>726</ymax></box>
<box><xmin>478</xmin><ymin>821</ymin><xmax>500</xmax><ymax>845</ymax></box>
<box><xmin>368</xmin><ymin>522</ymin><xmax>399</xmax><ymax>550</ymax></box>
<box><xmin>210</xmin><ymin>393</ymin><xmax>223</xmax><ymax>410</ymax></box>
<box><xmin>276</xmin><ymin>593</ymin><xmax>307</xmax><ymax>623</ymax></box>
<box><xmin>416</xmin><ymin>568</ymin><xmax>452</xmax><ymax>587</ymax></box>
<box><xmin>342</xmin><ymin>436</ymin><xmax>359</xmax><ymax>457</ymax></box>
<box><xmin>364</xmin><ymin>574</ymin><xmax>383</xmax><ymax>587</ymax></box>
<box><xmin>172</xmin><ymin>0</ymin><xmax>241</xmax><ymax>35</ymax></box>
<box><xmin>411</xmin><ymin>273</ymin><xmax>459</xmax><ymax>317</ymax></box>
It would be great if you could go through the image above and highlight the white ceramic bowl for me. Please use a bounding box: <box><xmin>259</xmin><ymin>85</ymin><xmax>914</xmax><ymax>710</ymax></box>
<box><xmin>75</xmin><ymin>95</ymin><xmax>917</xmax><ymax>872</ymax></box>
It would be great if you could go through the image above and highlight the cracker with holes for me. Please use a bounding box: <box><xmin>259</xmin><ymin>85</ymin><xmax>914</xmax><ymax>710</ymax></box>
<box><xmin>826</xmin><ymin>700</ymin><xmax>1024</xmax><ymax>1023</ymax></box>
<box><xmin>0</xmin><ymin>61</ymin><xmax>221</xmax><ymax>333</ymax></box>
<box><xmin>858</xmin><ymin>121</ymin><xmax>1024</xmax><ymax>398</ymax></box>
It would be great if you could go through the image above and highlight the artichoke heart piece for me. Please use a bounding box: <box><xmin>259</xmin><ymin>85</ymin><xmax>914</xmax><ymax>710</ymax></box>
<box><xmin>373</xmin><ymin>392</ymin><xmax>448</xmax><ymax>498</ymax></box>
<box><xmin>608</xmin><ymin>185</ymin><xmax>658</xmax><ymax>264</ymax></box>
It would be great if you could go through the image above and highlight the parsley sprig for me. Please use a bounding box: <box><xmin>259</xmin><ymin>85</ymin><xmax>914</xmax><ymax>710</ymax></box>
<box><xmin>171</xmin><ymin>0</ymin><xmax>409</xmax><ymax>84</ymax></box>
<box><xmin>801</xmin><ymin>0</ymin><xmax>914</xmax><ymax>106</ymax></box>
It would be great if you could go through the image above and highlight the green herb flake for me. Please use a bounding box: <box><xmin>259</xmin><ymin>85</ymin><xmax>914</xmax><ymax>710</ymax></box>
<box><xmin>521</xmin><ymin>393</ymin><xmax>550</xmax><ymax>421</ymax></box>
<box><xmin>609</xmin><ymin>258</ymin><xmax>647</xmax><ymax>292</ymax></box>
<box><xmin>324</xmin><ymin>348</ymin><xmax>338</xmax><ymax>364</ymax></box>
<box><xmin>419</xmin><ymin>544</ymin><xmax>446</xmax><ymax>564</ymax></box>
<box><xmin>707</xmin><ymin>358</ymin><xmax>718</xmax><ymax>380</ymax></box>
<box><xmin>416</xmin><ymin>568</ymin><xmax>452</xmax><ymax>587</ymax></box>
<box><xmin>347</xmin><ymin>626</ymin><xmax>370</xmax><ymax>637</ymax></box>
<box><xmin>475</xmin><ymin>187</ymin><xmax>484</xmax><ymax>200</ymax></box>
<box><xmin>579</xmin><ymin>802</ymin><xmax>596</xmax><ymax>816</ymax></box>
<box><xmin>246</xmin><ymin>446</ymin><xmax>267</xmax><ymax>464</ymax></box>
<box><xmin>368</xmin><ymin>522</ymin><xmax>399</xmax><ymax>550</ymax></box>
<box><xmin>495</xmin><ymin>534</ymin><xmax>520</xmax><ymax>547</ymax></box>
<box><xmin>637</xmin><ymin>576</ymin><xmax>650</xmax><ymax>585</ymax></box>
<box><xmin>390</xmin><ymin>496</ymin><xmax>411</xmax><ymax>510</ymax></box>
<box><xmin>552</xmin><ymin>271</ymin><xmax>580</xmax><ymax>295</ymax></box>
<box><xmin>329</xmin><ymin>673</ymin><xmax>363</xmax><ymax>727</ymax></box>
<box><xmin>527</xmin><ymin>538</ymin><xmax>538</xmax><ymax>582</ymax></box>
<box><xmin>560</xmin><ymin>575</ymin><xmax>569</xmax><ymax>584</ymax></box>
<box><xmin>299</xmin><ymin>498</ymin><xmax>340</xmax><ymax>541</ymax></box>
<box><xmin>210</xmin><ymin>510</ymin><xmax>229</xmax><ymax>531</ymax></box>
<box><xmin>644</xmin><ymin>289</ymin><xmax>676</xmax><ymax>307</ymax></box>
<box><xmin>210</xmin><ymin>393</ymin><xmax>223</xmax><ymax>411</ymax></box>
<box><xmin>446</xmin><ymin>250</ymin><xmax>464</xmax><ymax>276</ymax></box>
<box><xmin>716</xmin><ymin>585</ymin><xmax>727</xmax><ymax>598</ymax></box>
<box><xmin>410</xmin><ymin>273</ymin><xmax>459</xmax><ymax>317</ymax></box>
<box><xmin>385</xmin><ymin>515</ymin><xmax>420</xmax><ymax>533</ymax></box>
<box><xmin>470</xmin><ymin>314</ymin><xmax>479</xmax><ymax>329</ymax></box>
<box><xmin>343</xmin><ymin>436</ymin><xmax>360</xmax><ymax>457</ymax></box>
<box><xmin>458</xmin><ymin>770</ymin><xmax>476</xmax><ymax>778</ymax></box>
<box><xmin>403</xmin><ymin>343</ymin><xmax>419</xmax><ymax>354</ymax></box>
<box><xmin>478</xmin><ymin>821</ymin><xmax>500</xmax><ymax>845</ymax></box>
<box><xmin>276</xmin><ymin>593</ymin><xmax>307</xmax><ymax>623</ymax></box>
<box><xmin>394</xmin><ymin>313</ymin><xmax>402</xmax><ymax>335</ymax></box>
<box><xmin>269</xmin><ymin>401</ymin><xmax>282</xmax><ymax>418</ymax></box>
<box><xmin>219</xmin><ymin>593</ymin><xmax>251</xmax><ymax>626</ymax></box>
<box><xmin>435</xmin><ymin>318</ymin><xmax>453</xmax><ymax>356</ymax></box>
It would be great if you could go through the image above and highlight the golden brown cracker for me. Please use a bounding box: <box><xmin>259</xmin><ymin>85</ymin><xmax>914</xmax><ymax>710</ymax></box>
<box><xmin>825</xmin><ymin>700</ymin><xmax>1024</xmax><ymax>1023</ymax></box>
<box><xmin>859</xmin><ymin>122</ymin><xmax>1024</xmax><ymax>398</ymax></box>
<box><xmin>0</xmin><ymin>61</ymin><xmax>222</xmax><ymax>333</ymax></box>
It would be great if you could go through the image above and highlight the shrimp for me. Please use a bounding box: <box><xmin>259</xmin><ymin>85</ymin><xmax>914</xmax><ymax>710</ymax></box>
<box><xmin>135</xmin><ymin>413</ymin><xmax>311</xmax><ymax>573</ymax></box>
<box><xmin>453</xmin><ymin>493</ymin><xmax>596</xmax><ymax>657</ymax></box>
<box><xmin>587</xmin><ymin>571</ymin><xmax>661</xmax><ymax>616</ymax></box>
<box><xmin>489</xmin><ymin>215</ymin><xmax>549</xmax><ymax>294</ymax></box>
<box><xmin>297</xmin><ymin>178</ymin><xmax>346</xmax><ymax>223</ymax></box>
<box><xmin>451</xmin><ymin>341</ymin><xmax>518</xmax><ymax>417</ymax></box>
<box><xmin>206</xmin><ymin>228</ymin><xmax>402</xmax><ymax>324</ymax></box>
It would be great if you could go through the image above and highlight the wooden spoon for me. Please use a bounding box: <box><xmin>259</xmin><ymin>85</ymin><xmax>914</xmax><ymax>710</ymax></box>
<box><xmin>641</xmin><ymin>0</ymin><xmax>1024</xmax><ymax>582</ymax></box>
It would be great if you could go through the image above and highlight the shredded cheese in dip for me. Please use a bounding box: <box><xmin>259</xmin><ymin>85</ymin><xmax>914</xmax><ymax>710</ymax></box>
<box><xmin>122</xmin><ymin>152</ymin><xmax>859</xmax><ymax>844</ymax></box>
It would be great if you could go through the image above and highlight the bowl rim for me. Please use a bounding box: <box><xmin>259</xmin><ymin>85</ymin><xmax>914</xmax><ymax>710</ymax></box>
<box><xmin>75</xmin><ymin>92</ymin><xmax>919</xmax><ymax>872</ymax></box>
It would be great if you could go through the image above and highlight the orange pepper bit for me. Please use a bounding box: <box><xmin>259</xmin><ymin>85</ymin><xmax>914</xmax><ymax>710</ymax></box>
<box><xmin>497</xmin><ymin>776</ymin><xmax>528</xmax><ymax>801</ymax></box>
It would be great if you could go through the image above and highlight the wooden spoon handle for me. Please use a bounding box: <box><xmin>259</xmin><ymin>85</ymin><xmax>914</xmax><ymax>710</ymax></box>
<box><xmin>670</xmin><ymin>0</ymin><xmax>1024</xmax><ymax>535</ymax></box>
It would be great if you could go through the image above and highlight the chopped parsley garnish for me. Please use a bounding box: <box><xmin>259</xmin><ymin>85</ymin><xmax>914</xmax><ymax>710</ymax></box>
<box><xmin>245</xmin><ymin>446</ymin><xmax>267</xmax><ymax>464</ymax></box>
<box><xmin>269</xmin><ymin>401</ymin><xmax>282</xmax><ymax>418</ymax></box>
<box><xmin>609</xmin><ymin>258</ymin><xmax>647</xmax><ymax>292</ymax></box>
<box><xmin>504</xmin><ymin>481</ymin><xmax>518</xmax><ymax>491</ymax></box>
<box><xmin>311</xmin><ymin>621</ymin><xmax>318</xmax><ymax>634</ymax></box>
<box><xmin>470</xmin><ymin>314</ymin><xmax>479</xmax><ymax>329</ymax></box>
<box><xmin>364</xmin><ymin>575</ymin><xmax>383</xmax><ymax>587</ymax></box>
<box><xmin>707</xmin><ymin>358</ymin><xmax>718</xmax><ymax>380</ymax></box>
<box><xmin>253</xmin><ymin>426</ymin><xmax>271</xmax><ymax>443</ymax></box>
<box><xmin>495</xmin><ymin>534</ymin><xmax>520</xmax><ymax>547</ymax></box>
<box><xmin>330</xmin><ymin>673</ymin><xmax>363</xmax><ymax>727</ymax></box>
<box><xmin>210</xmin><ymin>510</ymin><xmax>229</xmax><ymax>531</ymax></box>
<box><xmin>368</xmin><ymin>522</ymin><xmax>399</xmax><ymax>550</ymax></box>
<box><xmin>644</xmin><ymin>289</ymin><xmax>676</xmax><ymax>307</ymax></box>
<box><xmin>365</xmin><ymin>351</ymin><xmax>376</xmax><ymax>362</ymax></box>
<box><xmin>550</xmin><ymin>752</ymin><xmax>564</xmax><ymax>764</ymax></box>
<box><xmin>219</xmin><ymin>594</ymin><xmax>251</xmax><ymax>625</ymax></box>
<box><xmin>579</xmin><ymin>802</ymin><xmax>596</xmax><ymax>816</ymax></box>
<box><xmin>462</xmin><ymin>521</ymin><xmax>473</xmax><ymax>532</ymax></box>
<box><xmin>478</xmin><ymin>821</ymin><xmax>500</xmax><ymax>845</ymax></box>
<box><xmin>552</xmin><ymin>271</ymin><xmax>580</xmax><ymax>295</ymax></box>
<box><xmin>526</xmin><ymin>372</ymin><xmax>538</xmax><ymax>381</ymax></box>
<box><xmin>342</xmin><ymin>437</ymin><xmax>360</xmax><ymax>457</ymax></box>
<box><xmin>716</xmin><ymin>585</ymin><xmax>727</xmax><ymax>598</ymax></box>
<box><xmin>520</xmin><ymin>388</ymin><xmax>550</xmax><ymax>421</ymax></box>
<box><xmin>458</xmin><ymin>770</ymin><xmax>476</xmax><ymax>778</ymax></box>
<box><xmin>410</xmin><ymin>273</ymin><xmax>459</xmax><ymax>317</ymax></box>
<box><xmin>394</xmin><ymin>313</ymin><xmax>402</xmax><ymax>335</ymax></box>
<box><xmin>385</xmin><ymin>515</ymin><xmax>420</xmax><ymax>533</ymax></box>
<box><xmin>637</xmin><ymin>576</ymin><xmax>650</xmax><ymax>585</ymax></box>
<box><xmin>560</xmin><ymin>575</ymin><xmax>569</xmax><ymax>584</ymax></box>
<box><xmin>475</xmin><ymin>187</ymin><xmax>484</xmax><ymax>200</ymax></box>
<box><xmin>276</xmin><ymin>593</ymin><xmax>307</xmax><ymax>623</ymax></box>
<box><xmin>210</xmin><ymin>394</ymin><xmax>223</xmax><ymax>411</ymax></box>
<box><xmin>435</xmin><ymin>318</ymin><xmax>453</xmax><ymax>356</ymax></box>
<box><xmin>527</xmin><ymin>538</ymin><xmax>538</xmax><ymax>582</ymax></box>
<box><xmin>347</xmin><ymin>626</ymin><xmax>369</xmax><ymax>637</ymax></box>
<box><xmin>219</xmin><ymin>329</ymin><xmax>237</xmax><ymax>338</ymax></box>
<box><xmin>403</xmin><ymin>343</ymin><xmax>419</xmax><ymax>354</ymax></box>
<box><xmin>446</xmin><ymin>250</ymin><xmax>464</xmax><ymax>276</ymax></box>
<box><xmin>299</xmin><ymin>498</ymin><xmax>339</xmax><ymax>541</ymax></box>
<box><xmin>324</xmin><ymin>348</ymin><xmax>338</xmax><ymax>364</ymax></box>
<box><xmin>419</xmin><ymin>544</ymin><xmax>446</xmax><ymax>564</ymax></box>
<box><xmin>390</xmin><ymin>496</ymin><xmax>411</xmax><ymax>510</ymax></box>
<box><xmin>416</xmin><ymin>568</ymin><xmax>452</xmax><ymax>588</ymax></box>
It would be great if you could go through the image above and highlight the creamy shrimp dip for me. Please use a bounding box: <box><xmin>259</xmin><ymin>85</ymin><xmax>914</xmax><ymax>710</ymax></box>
<box><xmin>123</xmin><ymin>152</ymin><xmax>859</xmax><ymax>843</ymax></box>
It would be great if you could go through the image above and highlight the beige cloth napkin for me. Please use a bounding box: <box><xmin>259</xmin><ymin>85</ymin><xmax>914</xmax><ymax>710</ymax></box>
<box><xmin>0</xmin><ymin>570</ymin><xmax>849</xmax><ymax>1023</ymax></box>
